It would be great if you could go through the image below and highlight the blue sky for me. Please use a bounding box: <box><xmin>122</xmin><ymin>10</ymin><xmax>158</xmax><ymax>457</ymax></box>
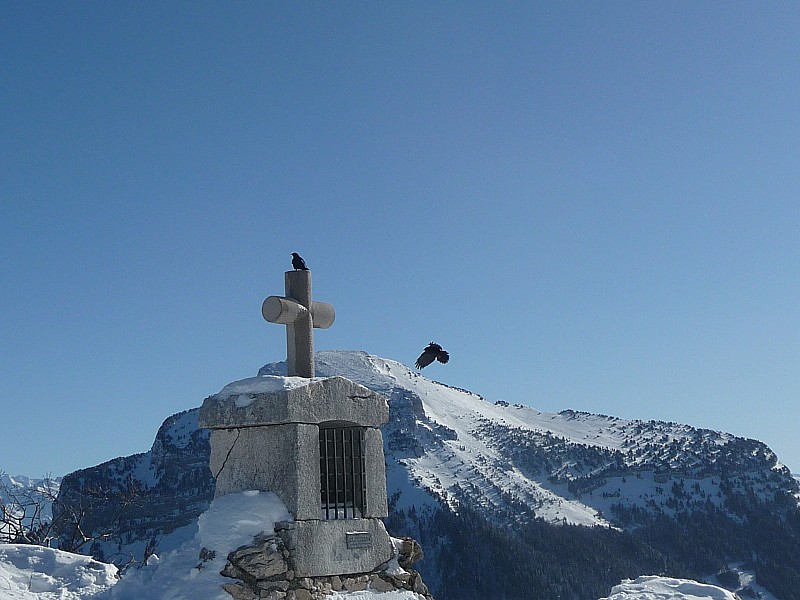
<box><xmin>1</xmin><ymin>3</ymin><xmax>798</xmax><ymax>477</ymax></box>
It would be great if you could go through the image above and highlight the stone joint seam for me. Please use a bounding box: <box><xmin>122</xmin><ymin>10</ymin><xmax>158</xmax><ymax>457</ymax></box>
<box><xmin>213</xmin><ymin>428</ymin><xmax>241</xmax><ymax>479</ymax></box>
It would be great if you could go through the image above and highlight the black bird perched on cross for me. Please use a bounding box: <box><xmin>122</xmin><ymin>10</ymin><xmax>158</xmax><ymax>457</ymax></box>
<box><xmin>291</xmin><ymin>252</ymin><xmax>309</xmax><ymax>271</ymax></box>
<box><xmin>415</xmin><ymin>342</ymin><xmax>449</xmax><ymax>369</ymax></box>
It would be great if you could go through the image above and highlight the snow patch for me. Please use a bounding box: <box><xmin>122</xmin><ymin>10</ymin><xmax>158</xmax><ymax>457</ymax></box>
<box><xmin>0</xmin><ymin>543</ymin><xmax>118</xmax><ymax>599</ymax></box>
<box><xmin>215</xmin><ymin>376</ymin><xmax>327</xmax><ymax>407</ymax></box>
<box><xmin>328</xmin><ymin>592</ymin><xmax>423</xmax><ymax>600</ymax></box>
<box><xmin>600</xmin><ymin>575</ymin><xmax>739</xmax><ymax>600</ymax></box>
<box><xmin>99</xmin><ymin>490</ymin><xmax>291</xmax><ymax>600</ymax></box>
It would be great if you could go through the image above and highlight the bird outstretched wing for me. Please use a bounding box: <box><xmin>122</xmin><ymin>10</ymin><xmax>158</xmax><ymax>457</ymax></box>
<box><xmin>415</xmin><ymin>342</ymin><xmax>448</xmax><ymax>369</ymax></box>
<box><xmin>415</xmin><ymin>350</ymin><xmax>436</xmax><ymax>369</ymax></box>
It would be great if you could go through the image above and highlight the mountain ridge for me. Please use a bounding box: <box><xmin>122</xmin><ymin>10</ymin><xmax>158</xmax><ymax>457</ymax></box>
<box><xmin>263</xmin><ymin>351</ymin><xmax>796</xmax><ymax>527</ymax></box>
<box><xmin>41</xmin><ymin>350</ymin><xmax>800</xmax><ymax>598</ymax></box>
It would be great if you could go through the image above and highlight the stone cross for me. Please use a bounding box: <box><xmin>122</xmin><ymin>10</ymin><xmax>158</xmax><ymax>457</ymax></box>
<box><xmin>262</xmin><ymin>270</ymin><xmax>335</xmax><ymax>378</ymax></box>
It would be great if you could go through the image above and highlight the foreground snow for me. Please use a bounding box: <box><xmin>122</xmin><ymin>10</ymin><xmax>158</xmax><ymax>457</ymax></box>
<box><xmin>600</xmin><ymin>576</ymin><xmax>738</xmax><ymax>600</ymax></box>
<box><xmin>98</xmin><ymin>490</ymin><xmax>291</xmax><ymax>600</ymax></box>
<box><xmin>0</xmin><ymin>544</ymin><xmax>744</xmax><ymax>600</ymax></box>
<box><xmin>98</xmin><ymin>490</ymin><xmax>423</xmax><ymax>600</ymax></box>
<box><xmin>327</xmin><ymin>594</ymin><xmax>424</xmax><ymax>600</ymax></box>
<box><xmin>0</xmin><ymin>544</ymin><xmax>117</xmax><ymax>599</ymax></box>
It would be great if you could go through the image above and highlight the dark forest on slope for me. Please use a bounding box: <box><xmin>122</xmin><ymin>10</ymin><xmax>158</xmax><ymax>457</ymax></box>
<box><xmin>386</xmin><ymin>493</ymin><xmax>800</xmax><ymax>600</ymax></box>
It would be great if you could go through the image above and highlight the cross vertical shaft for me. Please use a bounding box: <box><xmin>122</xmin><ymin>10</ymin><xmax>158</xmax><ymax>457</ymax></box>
<box><xmin>263</xmin><ymin>268</ymin><xmax>335</xmax><ymax>378</ymax></box>
<box><xmin>285</xmin><ymin>270</ymin><xmax>314</xmax><ymax>378</ymax></box>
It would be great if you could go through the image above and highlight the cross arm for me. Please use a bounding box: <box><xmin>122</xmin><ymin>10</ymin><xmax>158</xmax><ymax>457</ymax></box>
<box><xmin>262</xmin><ymin>296</ymin><xmax>335</xmax><ymax>328</ymax></box>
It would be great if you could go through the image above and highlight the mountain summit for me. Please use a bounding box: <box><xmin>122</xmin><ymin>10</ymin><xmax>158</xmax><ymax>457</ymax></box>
<box><xmin>52</xmin><ymin>350</ymin><xmax>800</xmax><ymax>599</ymax></box>
<box><xmin>264</xmin><ymin>351</ymin><xmax>797</xmax><ymax>528</ymax></box>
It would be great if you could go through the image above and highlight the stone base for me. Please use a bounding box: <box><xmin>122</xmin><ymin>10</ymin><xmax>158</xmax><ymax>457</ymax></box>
<box><xmin>277</xmin><ymin>519</ymin><xmax>393</xmax><ymax>578</ymax></box>
<box><xmin>220</xmin><ymin>529</ymin><xmax>433</xmax><ymax>600</ymax></box>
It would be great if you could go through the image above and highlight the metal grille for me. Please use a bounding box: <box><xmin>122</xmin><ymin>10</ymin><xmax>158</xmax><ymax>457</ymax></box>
<box><xmin>319</xmin><ymin>426</ymin><xmax>367</xmax><ymax>519</ymax></box>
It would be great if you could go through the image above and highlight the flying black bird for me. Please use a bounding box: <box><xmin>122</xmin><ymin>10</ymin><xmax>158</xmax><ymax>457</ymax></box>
<box><xmin>415</xmin><ymin>342</ymin><xmax>449</xmax><ymax>369</ymax></box>
<box><xmin>291</xmin><ymin>252</ymin><xmax>309</xmax><ymax>271</ymax></box>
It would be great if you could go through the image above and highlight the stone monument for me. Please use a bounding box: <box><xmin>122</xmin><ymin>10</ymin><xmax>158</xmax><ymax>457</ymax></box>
<box><xmin>199</xmin><ymin>268</ymin><xmax>394</xmax><ymax>579</ymax></box>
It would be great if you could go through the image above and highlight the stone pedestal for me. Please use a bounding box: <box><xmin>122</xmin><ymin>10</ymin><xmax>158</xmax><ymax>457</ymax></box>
<box><xmin>199</xmin><ymin>375</ymin><xmax>392</xmax><ymax>577</ymax></box>
<box><xmin>276</xmin><ymin>519</ymin><xmax>394</xmax><ymax>578</ymax></box>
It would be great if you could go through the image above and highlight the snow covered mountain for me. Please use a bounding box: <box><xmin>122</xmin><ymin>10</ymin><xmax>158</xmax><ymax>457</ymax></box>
<box><xmin>0</xmin><ymin>473</ymin><xmax>61</xmax><ymax>544</ymax></box>
<box><xmin>264</xmin><ymin>352</ymin><xmax>797</xmax><ymax>530</ymax></box>
<box><xmin>49</xmin><ymin>350</ymin><xmax>800</xmax><ymax>599</ymax></box>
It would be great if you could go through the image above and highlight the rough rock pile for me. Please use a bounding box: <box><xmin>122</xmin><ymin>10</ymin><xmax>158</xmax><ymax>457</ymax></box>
<box><xmin>217</xmin><ymin>525</ymin><xmax>433</xmax><ymax>600</ymax></box>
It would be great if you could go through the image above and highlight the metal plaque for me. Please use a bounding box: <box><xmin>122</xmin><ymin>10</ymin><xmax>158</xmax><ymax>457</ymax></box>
<box><xmin>345</xmin><ymin>531</ymin><xmax>372</xmax><ymax>549</ymax></box>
